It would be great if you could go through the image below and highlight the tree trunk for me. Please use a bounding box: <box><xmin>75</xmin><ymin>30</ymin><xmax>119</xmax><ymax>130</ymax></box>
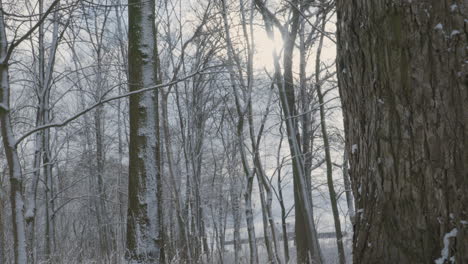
<box><xmin>337</xmin><ymin>1</ymin><xmax>468</xmax><ymax>263</ymax></box>
<box><xmin>0</xmin><ymin>7</ymin><xmax>28</xmax><ymax>264</ymax></box>
<box><xmin>161</xmin><ymin>91</ymin><xmax>192</xmax><ymax>264</ymax></box>
<box><xmin>230</xmin><ymin>183</ymin><xmax>241</xmax><ymax>264</ymax></box>
<box><xmin>254</xmin><ymin>2</ymin><xmax>323</xmax><ymax>262</ymax></box>
<box><xmin>342</xmin><ymin>150</ymin><xmax>355</xmax><ymax>224</ymax></box>
<box><xmin>0</xmin><ymin>178</ymin><xmax>6</xmax><ymax>264</ymax></box>
<box><xmin>275</xmin><ymin>122</ymin><xmax>290</xmax><ymax>264</ymax></box>
<box><xmin>257</xmin><ymin>178</ymin><xmax>275</xmax><ymax>263</ymax></box>
<box><xmin>126</xmin><ymin>0</ymin><xmax>161</xmax><ymax>262</ymax></box>
<box><xmin>315</xmin><ymin>14</ymin><xmax>346</xmax><ymax>264</ymax></box>
<box><xmin>220</xmin><ymin>1</ymin><xmax>259</xmax><ymax>262</ymax></box>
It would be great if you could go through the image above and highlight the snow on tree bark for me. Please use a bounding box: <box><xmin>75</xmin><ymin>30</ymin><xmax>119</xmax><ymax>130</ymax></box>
<box><xmin>337</xmin><ymin>0</ymin><xmax>467</xmax><ymax>263</ymax></box>
<box><xmin>126</xmin><ymin>0</ymin><xmax>161</xmax><ymax>262</ymax></box>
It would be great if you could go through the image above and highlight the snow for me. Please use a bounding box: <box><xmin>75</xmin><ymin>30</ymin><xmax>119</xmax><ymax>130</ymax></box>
<box><xmin>15</xmin><ymin>192</ymin><xmax>27</xmax><ymax>264</ymax></box>
<box><xmin>434</xmin><ymin>228</ymin><xmax>458</xmax><ymax>264</ymax></box>
<box><xmin>434</xmin><ymin>23</ymin><xmax>443</xmax><ymax>30</ymax></box>
<box><xmin>450</xmin><ymin>30</ymin><xmax>460</xmax><ymax>37</ymax></box>
<box><xmin>24</xmin><ymin>206</ymin><xmax>34</xmax><ymax>219</ymax></box>
<box><xmin>450</xmin><ymin>4</ymin><xmax>458</xmax><ymax>12</ymax></box>
<box><xmin>352</xmin><ymin>144</ymin><xmax>358</xmax><ymax>154</ymax></box>
<box><xmin>0</xmin><ymin>102</ymin><xmax>8</xmax><ymax>111</ymax></box>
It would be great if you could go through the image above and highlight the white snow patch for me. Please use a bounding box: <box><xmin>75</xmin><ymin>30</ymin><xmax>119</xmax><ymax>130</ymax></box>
<box><xmin>450</xmin><ymin>30</ymin><xmax>460</xmax><ymax>37</ymax></box>
<box><xmin>378</xmin><ymin>98</ymin><xmax>384</xmax><ymax>104</ymax></box>
<box><xmin>434</xmin><ymin>23</ymin><xmax>443</xmax><ymax>30</ymax></box>
<box><xmin>434</xmin><ymin>228</ymin><xmax>457</xmax><ymax>264</ymax></box>
<box><xmin>0</xmin><ymin>102</ymin><xmax>8</xmax><ymax>111</ymax></box>
<box><xmin>450</xmin><ymin>4</ymin><xmax>458</xmax><ymax>12</ymax></box>
<box><xmin>424</xmin><ymin>9</ymin><xmax>430</xmax><ymax>17</ymax></box>
<box><xmin>24</xmin><ymin>207</ymin><xmax>34</xmax><ymax>219</ymax></box>
<box><xmin>352</xmin><ymin>144</ymin><xmax>358</xmax><ymax>154</ymax></box>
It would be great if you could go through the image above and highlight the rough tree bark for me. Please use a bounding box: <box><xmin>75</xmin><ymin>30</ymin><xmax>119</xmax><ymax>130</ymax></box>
<box><xmin>337</xmin><ymin>1</ymin><xmax>467</xmax><ymax>263</ymax></box>
<box><xmin>126</xmin><ymin>0</ymin><xmax>161</xmax><ymax>262</ymax></box>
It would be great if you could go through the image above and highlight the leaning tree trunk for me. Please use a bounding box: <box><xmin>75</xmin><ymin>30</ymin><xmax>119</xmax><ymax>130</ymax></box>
<box><xmin>126</xmin><ymin>0</ymin><xmax>161</xmax><ymax>262</ymax></box>
<box><xmin>337</xmin><ymin>1</ymin><xmax>467</xmax><ymax>263</ymax></box>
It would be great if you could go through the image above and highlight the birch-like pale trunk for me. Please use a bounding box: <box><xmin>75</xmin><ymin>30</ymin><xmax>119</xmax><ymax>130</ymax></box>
<box><xmin>0</xmin><ymin>6</ymin><xmax>28</xmax><ymax>264</ymax></box>
<box><xmin>126</xmin><ymin>0</ymin><xmax>161</xmax><ymax>262</ymax></box>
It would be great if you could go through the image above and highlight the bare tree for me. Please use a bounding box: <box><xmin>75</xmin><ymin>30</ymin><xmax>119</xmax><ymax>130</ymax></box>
<box><xmin>314</xmin><ymin>10</ymin><xmax>345</xmax><ymax>264</ymax></box>
<box><xmin>254</xmin><ymin>1</ymin><xmax>323</xmax><ymax>262</ymax></box>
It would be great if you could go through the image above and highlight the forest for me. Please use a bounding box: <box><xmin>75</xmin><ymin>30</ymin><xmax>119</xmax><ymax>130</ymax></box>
<box><xmin>0</xmin><ymin>0</ymin><xmax>466</xmax><ymax>263</ymax></box>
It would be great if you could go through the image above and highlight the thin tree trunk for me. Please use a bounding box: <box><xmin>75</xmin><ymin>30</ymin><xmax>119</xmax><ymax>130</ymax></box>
<box><xmin>342</xmin><ymin>149</ymin><xmax>355</xmax><ymax>224</ymax></box>
<box><xmin>244</xmin><ymin>178</ymin><xmax>259</xmax><ymax>264</ymax></box>
<box><xmin>254</xmin><ymin>2</ymin><xmax>323</xmax><ymax>262</ymax></box>
<box><xmin>276</xmin><ymin>123</ymin><xmax>289</xmax><ymax>263</ymax></box>
<box><xmin>315</xmin><ymin>14</ymin><xmax>346</xmax><ymax>264</ymax></box>
<box><xmin>230</xmin><ymin>183</ymin><xmax>241</xmax><ymax>264</ymax></box>
<box><xmin>161</xmin><ymin>91</ymin><xmax>192</xmax><ymax>264</ymax></box>
<box><xmin>257</xmin><ymin>178</ymin><xmax>275</xmax><ymax>263</ymax></box>
<box><xmin>0</xmin><ymin>178</ymin><xmax>6</xmax><ymax>264</ymax></box>
<box><xmin>114</xmin><ymin>5</ymin><xmax>128</xmax><ymax>255</ymax></box>
<box><xmin>0</xmin><ymin>6</ymin><xmax>28</xmax><ymax>263</ymax></box>
<box><xmin>25</xmin><ymin>2</ymin><xmax>62</xmax><ymax>261</ymax></box>
<box><xmin>220</xmin><ymin>1</ymin><xmax>259</xmax><ymax>262</ymax></box>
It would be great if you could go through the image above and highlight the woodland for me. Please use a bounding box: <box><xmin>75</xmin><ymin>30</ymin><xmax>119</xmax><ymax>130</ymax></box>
<box><xmin>0</xmin><ymin>0</ymin><xmax>466</xmax><ymax>264</ymax></box>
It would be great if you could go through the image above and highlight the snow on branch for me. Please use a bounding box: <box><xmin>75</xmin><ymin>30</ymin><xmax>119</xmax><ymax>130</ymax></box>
<box><xmin>15</xmin><ymin>68</ymin><xmax>217</xmax><ymax>147</ymax></box>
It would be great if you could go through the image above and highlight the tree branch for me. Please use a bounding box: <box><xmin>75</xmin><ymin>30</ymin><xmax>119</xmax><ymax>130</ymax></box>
<box><xmin>15</xmin><ymin>69</ymin><xmax>214</xmax><ymax>147</ymax></box>
<box><xmin>5</xmin><ymin>0</ymin><xmax>64</xmax><ymax>62</ymax></box>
